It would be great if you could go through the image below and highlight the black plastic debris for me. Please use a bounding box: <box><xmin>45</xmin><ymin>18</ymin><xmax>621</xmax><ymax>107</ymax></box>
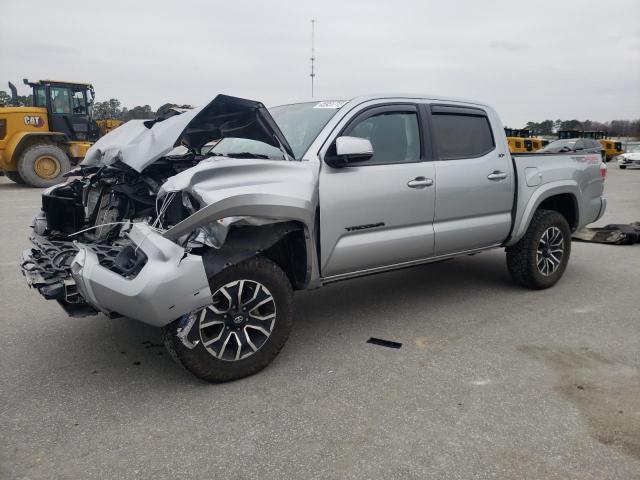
<box><xmin>367</xmin><ymin>337</ymin><xmax>402</xmax><ymax>349</ymax></box>
<box><xmin>573</xmin><ymin>222</ymin><xmax>640</xmax><ymax>245</ymax></box>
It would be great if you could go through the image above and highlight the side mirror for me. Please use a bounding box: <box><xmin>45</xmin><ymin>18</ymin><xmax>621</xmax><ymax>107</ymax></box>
<box><xmin>325</xmin><ymin>136</ymin><xmax>374</xmax><ymax>168</ymax></box>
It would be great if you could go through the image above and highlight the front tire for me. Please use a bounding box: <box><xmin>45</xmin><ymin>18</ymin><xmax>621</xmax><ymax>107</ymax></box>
<box><xmin>18</xmin><ymin>143</ymin><xmax>71</xmax><ymax>188</ymax></box>
<box><xmin>163</xmin><ymin>257</ymin><xmax>294</xmax><ymax>382</ymax></box>
<box><xmin>506</xmin><ymin>209</ymin><xmax>571</xmax><ymax>290</ymax></box>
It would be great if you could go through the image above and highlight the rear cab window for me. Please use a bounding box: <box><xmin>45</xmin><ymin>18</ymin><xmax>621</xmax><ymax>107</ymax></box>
<box><xmin>71</xmin><ymin>89</ymin><xmax>87</xmax><ymax>115</ymax></box>
<box><xmin>430</xmin><ymin>105</ymin><xmax>495</xmax><ymax>160</ymax></box>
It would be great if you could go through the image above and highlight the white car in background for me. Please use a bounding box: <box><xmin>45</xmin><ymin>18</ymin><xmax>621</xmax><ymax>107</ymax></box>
<box><xmin>617</xmin><ymin>144</ymin><xmax>640</xmax><ymax>169</ymax></box>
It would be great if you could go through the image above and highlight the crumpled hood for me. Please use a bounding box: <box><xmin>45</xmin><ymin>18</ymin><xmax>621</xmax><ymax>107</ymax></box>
<box><xmin>82</xmin><ymin>94</ymin><xmax>294</xmax><ymax>172</ymax></box>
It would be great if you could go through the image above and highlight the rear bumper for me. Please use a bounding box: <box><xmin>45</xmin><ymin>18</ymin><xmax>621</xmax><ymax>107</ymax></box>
<box><xmin>71</xmin><ymin>223</ymin><xmax>212</xmax><ymax>327</ymax></box>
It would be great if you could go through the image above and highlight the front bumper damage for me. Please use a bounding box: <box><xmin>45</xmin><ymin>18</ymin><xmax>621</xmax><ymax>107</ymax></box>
<box><xmin>22</xmin><ymin>223</ymin><xmax>213</xmax><ymax>327</ymax></box>
<box><xmin>21</xmin><ymin>233</ymin><xmax>122</xmax><ymax>317</ymax></box>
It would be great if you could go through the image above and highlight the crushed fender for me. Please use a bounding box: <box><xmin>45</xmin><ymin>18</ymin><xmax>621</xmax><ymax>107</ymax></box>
<box><xmin>573</xmin><ymin>222</ymin><xmax>640</xmax><ymax>245</ymax></box>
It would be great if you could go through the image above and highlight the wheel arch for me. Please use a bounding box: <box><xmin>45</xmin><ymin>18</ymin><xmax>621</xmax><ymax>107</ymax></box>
<box><xmin>507</xmin><ymin>182</ymin><xmax>580</xmax><ymax>246</ymax></box>
<box><xmin>537</xmin><ymin>193</ymin><xmax>578</xmax><ymax>230</ymax></box>
<box><xmin>200</xmin><ymin>220</ymin><xmax>313</xmax><ymax>291</ymax></box>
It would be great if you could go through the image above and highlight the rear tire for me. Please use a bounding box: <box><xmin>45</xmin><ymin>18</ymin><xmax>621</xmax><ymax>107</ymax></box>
<box><xmin>18</xmin><ymin>144</ymin><xmax>71</xmax><ymax>188</ymax></box>
<box><xmin>506</xmin><ymin>209</ymin><xmax>571</xmax><ymax>290</ymax></box>
<box><xmin>5</xmin><ymin>171</ymin><xmax>25</xmax><ymax>184</ymax></box>
<box><xmin>163</xmin><ymin>256</ymin><xmax>294</xmax><ymax>382</ymax></box>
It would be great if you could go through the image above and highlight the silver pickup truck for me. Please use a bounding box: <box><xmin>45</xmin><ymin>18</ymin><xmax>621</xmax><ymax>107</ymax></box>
<box><xmin>21</xmin><ymin>94</ymin><xmax>607</xmax><ymax>381</ymax></box>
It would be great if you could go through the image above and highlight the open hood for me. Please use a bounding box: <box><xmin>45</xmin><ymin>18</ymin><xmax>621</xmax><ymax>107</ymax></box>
<box><xmin>82</xmin><ymin>94</ymin><xmax>295</xmax><ymax>172</ymax></box>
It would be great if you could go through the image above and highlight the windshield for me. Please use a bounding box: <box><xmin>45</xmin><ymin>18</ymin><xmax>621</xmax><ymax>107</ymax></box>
<box><xmin>626</xmin><ymin>144</ymin><xmax>640</xmax><ymax>153</ymax></box>
<box><xmin>208</xmin><ymin>101</ymin><xmax>344</xmax><ymax>160</ymax></box>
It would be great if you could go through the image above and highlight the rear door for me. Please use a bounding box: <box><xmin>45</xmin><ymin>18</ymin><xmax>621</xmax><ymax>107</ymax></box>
<box><xmin>319</xmin><ymin>104</ymin><xmax>436</xmax><ymax>278</ymax></box>
<box><xmin>429</xmin><ymin>105</ymin><xmax>514</xmax><ymax>255</ymax></box>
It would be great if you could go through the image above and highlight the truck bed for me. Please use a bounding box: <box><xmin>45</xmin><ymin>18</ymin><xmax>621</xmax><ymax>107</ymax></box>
<box><xmin>508</xmin><ymin>152</ymin><xmax>605</xmax><ymax>245</ymax></box>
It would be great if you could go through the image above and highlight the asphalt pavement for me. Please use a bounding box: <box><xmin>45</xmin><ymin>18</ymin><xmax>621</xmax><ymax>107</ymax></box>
<box><xmin>1</xmin><ymin>165</ymin><xmax>639</xmax><ymax>479</ymax></box>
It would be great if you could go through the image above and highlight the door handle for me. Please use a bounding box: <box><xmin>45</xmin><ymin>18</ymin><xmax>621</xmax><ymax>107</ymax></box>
<box><xmin>407</xmin><ymin>177</ymin><xmax>433</xmax><ymax>188</ymax></box>
<box><xmin>487</xmin><ymin>171</ymin><xmax>508</xmax><ymax>181</ymax></box>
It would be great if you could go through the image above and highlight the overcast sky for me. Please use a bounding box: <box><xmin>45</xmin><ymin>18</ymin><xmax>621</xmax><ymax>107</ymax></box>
<box><xmin>1</xmin><ymin>0</ymin><xmax>638</xmax><ymax>126</ymax></box>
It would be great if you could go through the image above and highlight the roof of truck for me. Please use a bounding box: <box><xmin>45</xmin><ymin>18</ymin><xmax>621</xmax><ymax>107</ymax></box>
<box><xmin>348</xmin><ymin>93</ymin><xmax>489</xmax><ymax>107</ymax></box>
<box><xmin>272</xmin><ymin>94</ymin><xmax>491</xmax><ymax>111</ymax></box>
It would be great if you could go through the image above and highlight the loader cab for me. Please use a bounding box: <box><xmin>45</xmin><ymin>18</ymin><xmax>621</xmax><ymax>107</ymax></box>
<box><xmin>24</xmin><ymin>79</ymin><xmax>99</xmax><ymax>142</ymax></box>
<box><xmin>583</xmin><ymin>131</ymin><xmax>606</xmax><ymax>140</ymax></box>
<box><xmin>557</xmin><ymin>130</ymin><xmax>581</xmax><ymax>140</ymax></box>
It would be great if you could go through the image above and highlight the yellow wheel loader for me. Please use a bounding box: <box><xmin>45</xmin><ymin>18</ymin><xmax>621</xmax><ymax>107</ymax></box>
<box><xmin>0</xmin><ymin>79</ymin><xmax>112</xmax><ymax>187</ymax></box>
<box><xmin>505</xmin><ymin>128</ymin><xmax>544</xmax><ymax>153</ymax></box>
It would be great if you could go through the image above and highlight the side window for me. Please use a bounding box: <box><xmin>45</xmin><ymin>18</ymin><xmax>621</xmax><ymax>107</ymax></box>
<box><xmin>72</xmin><ymin>90</ymin><xmax>87</xmax><ymax>115</ymax></box>
<box><xmin>574</xmin><ymin>140</ymin><xmax>585</xmax><ymax>150</ymax></box>
<box><xmin>345</xmin><ymin>111</ymin><xmax>421</xmax><ymax>164</ymax></box>
<box><xmin>431</xmin><ymin>112</ymin><xmax>495</xmax><ymax>160</ymax></box>
<box><xmin>50</xmin><ymin>87</ymin><xmax>71</xmax><ymax>114</ymax></box>
<box><xmin>34</xmin><ymin>87</ymin><xmax>47</xmax><ymax>108</ymax></box>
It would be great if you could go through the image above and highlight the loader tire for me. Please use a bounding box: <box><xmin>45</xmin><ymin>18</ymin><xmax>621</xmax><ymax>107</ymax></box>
<box><xmin>18</xmin><ymin>144</ymin><xmax>71</xmax><ymax>188</ymax></box>
<box><xmin>506</xmin><ymin>209</ymin><xmax>571</xmax><ymax>290</ymax></box>
<box><xmin>163</xmin><ymin>256</ymin><xmax>294</xmax><ymax>382</ymax></box>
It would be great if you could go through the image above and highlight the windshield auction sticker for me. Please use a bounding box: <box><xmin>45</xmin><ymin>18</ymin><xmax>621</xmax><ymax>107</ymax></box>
<box><xmin>314</xmin><ymin>101</ymin><xmax>348</xmax><ymax>109</ymax></box>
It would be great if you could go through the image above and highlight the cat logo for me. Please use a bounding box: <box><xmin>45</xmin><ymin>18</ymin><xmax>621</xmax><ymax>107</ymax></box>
<box><xmin>23</xmin><ymin>116</ymin><xmax>44</xmax><ymax>128</ymax></box>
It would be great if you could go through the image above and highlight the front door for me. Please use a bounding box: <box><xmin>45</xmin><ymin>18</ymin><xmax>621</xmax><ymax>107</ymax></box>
<box><xmin>319</xmin><ymin>105</ymin><xmax>436</xmax><ymax>278</ymax></box>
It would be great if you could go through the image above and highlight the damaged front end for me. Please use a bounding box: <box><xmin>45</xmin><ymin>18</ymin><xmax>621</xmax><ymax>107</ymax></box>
<box><xmin>20</xmin><ymin>94</ymin><xmax>315</xmax><ymax>327</ymax></box>
<box><xmin>71</xmin><ymin>223</ymin><xmax>212</xmax><ymax>326</ymax></box>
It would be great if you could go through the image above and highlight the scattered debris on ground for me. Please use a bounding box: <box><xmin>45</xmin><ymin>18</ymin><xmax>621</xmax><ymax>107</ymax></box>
<box><xmin>367</xmin><ymin>338</ymin><xmax>402</xmax><ymax>349</ymax></box>
<box><xmin>573</xmin><ymin>222</ymin><xmax>640</xmax><ymax>245</ymax></box>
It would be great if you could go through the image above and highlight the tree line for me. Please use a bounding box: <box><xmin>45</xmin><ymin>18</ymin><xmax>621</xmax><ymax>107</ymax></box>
<box><xmin>0</xmin><ymin>91</ymin><xmax>183</xmax><ymax>122</ymax></box>
<box><xmin>2</xmin><ymin>90</ymin><xmax>639</xmax><ymax>137</ymax></box>
<box><xmin>521</xmin><ymin>119</ymin><xmax>640</xmax><ymax>138</ymax></box>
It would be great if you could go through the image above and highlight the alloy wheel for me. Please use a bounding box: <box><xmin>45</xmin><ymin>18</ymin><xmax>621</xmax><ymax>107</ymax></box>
<box><xmin>536</xmin><ymin>226</ymin><xmax>564</xmax><ymax>276</ymax></box>
<box><xmin>198</xmin><ymin>280</ymin><xmax>276</xmax><ymax>361</ymax></box>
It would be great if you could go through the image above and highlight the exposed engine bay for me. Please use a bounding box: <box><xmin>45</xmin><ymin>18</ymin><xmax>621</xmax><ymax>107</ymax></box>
<box><xmin>20</xmin><ymin>94</ymin><xmax>315</xmax><ymax>324</ymax></box>
<box><xmin>22</xmin><ymin>155</ymin><xmax>207</xmax><ymax>316</ymax></box>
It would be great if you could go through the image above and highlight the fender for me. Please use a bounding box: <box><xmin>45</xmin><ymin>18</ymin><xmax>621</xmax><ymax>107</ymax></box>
<box><xmin>506</xmin><ymin>180</ymin><xmax>580</xmax><ymax>246</ymax></box>
<box><xmin>164</xmin><ymin>192</ymin><xmax>314</xmax><ymax>241</ymax></box>
<box><xmin>164</xmin><ymin>192</ymin><xmax>321</xmax><ymax>289</ymax></box>
<box><xmin>2</xmin><ymin>132</ymin><xmax>67</xmax><ymax>171</ymax></box>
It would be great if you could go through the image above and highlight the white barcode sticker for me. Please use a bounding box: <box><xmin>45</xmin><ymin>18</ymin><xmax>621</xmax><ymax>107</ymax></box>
<box><xmin>313</xmin><ymin>101</ymin><xmax>347</xmax><ymax>109</ymax></box>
